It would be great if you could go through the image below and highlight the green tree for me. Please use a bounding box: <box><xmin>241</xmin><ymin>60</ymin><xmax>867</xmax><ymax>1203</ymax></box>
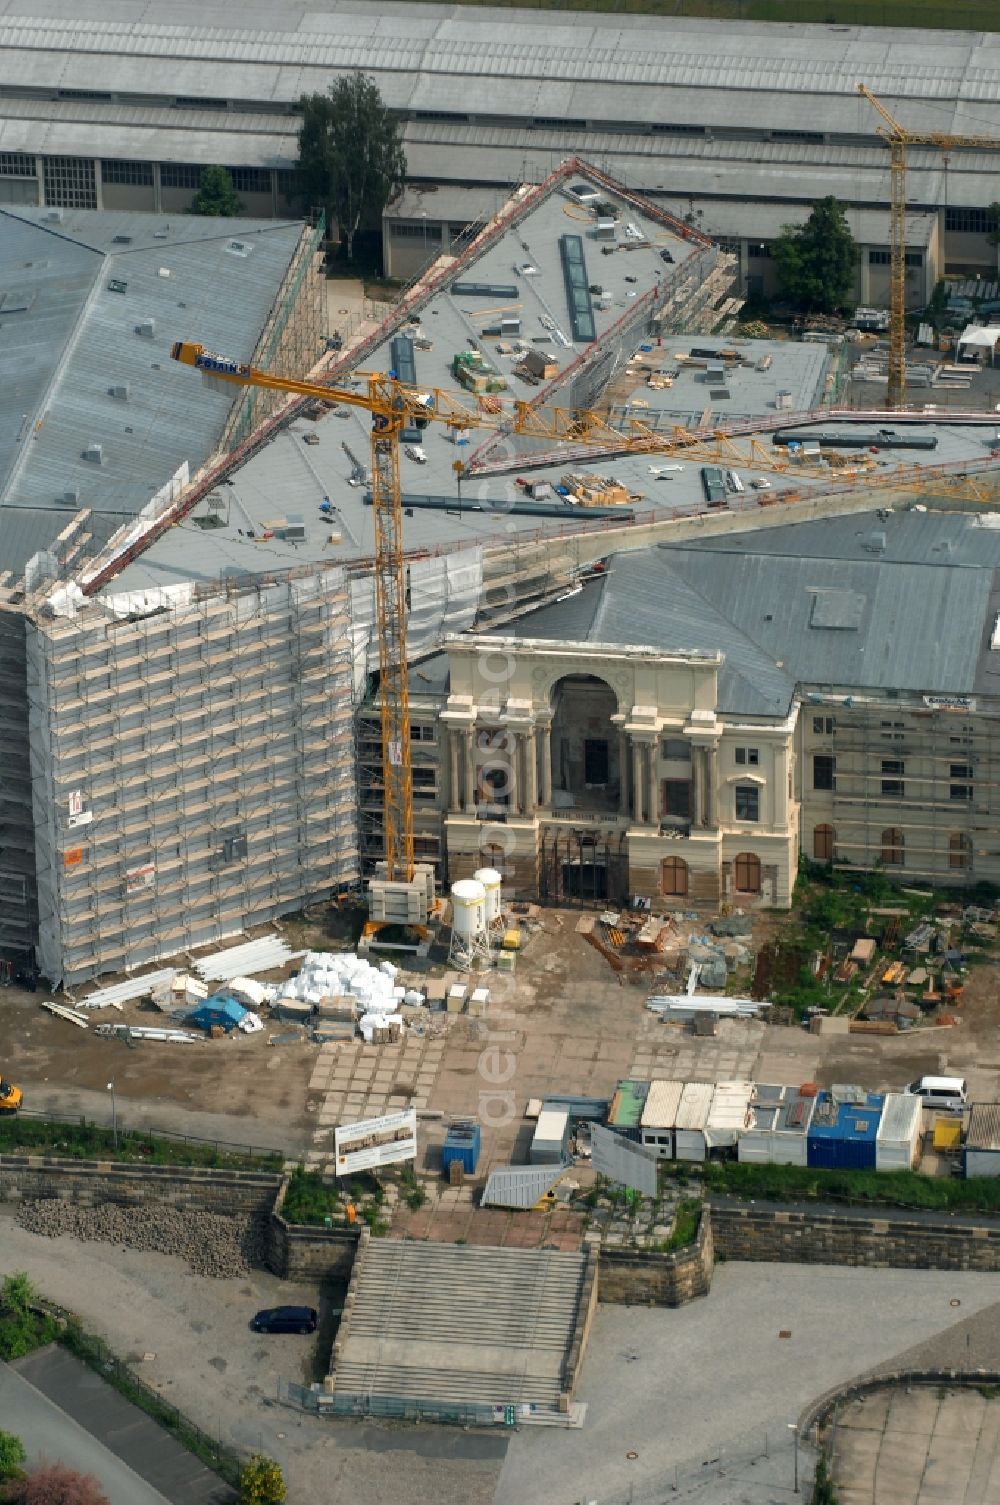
<box><xmin>296</xmin><ymin>73</ymin><xmax>406</xmax><ymax>261</ymax></box>
<box><xmin>189</xmin><ymin>166</ymin><xmax>244</xmax><ymax>217</ymax></box>
<box><xmin>772</xmin><ymin>196</ymin><xmax>858</xmax><ymax>315</ymax></box>
<box><xmin>0</xmin><ymin>1433</ymin><xmax>26</xmax><ymax>1482</ymax></box>
<box><xmin>0</xmin><ymin>1275</ymin><xmax>34</xmax><ymax>1316</ymax></box>
<box><xmin>239</xmin><ymin>1455</ymin><xmax>286</xmax><ymax>1505</ymax></box>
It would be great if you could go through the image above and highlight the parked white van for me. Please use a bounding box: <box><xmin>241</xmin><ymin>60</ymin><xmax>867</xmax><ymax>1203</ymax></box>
<box><xmin>904</xmin><ymin>1076</ymin><xmax>967</xmax><ymax>1112</ymax></box>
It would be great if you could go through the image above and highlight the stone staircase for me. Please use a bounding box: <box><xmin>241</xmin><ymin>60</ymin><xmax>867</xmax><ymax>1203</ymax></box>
<box><xmin>332</xmin><ymin>1240</ymin><xmax>588</xmax><ymax>1414</ymax></box>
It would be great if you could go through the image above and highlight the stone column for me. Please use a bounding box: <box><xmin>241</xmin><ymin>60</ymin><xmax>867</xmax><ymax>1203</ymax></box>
<box><xmin>539</xmin><ymin>722</ymin><xmax>553</xmax><ymax>807</ymax></box>
<box><xmin>690</xmin><ymin>745</ymin><xmax>701</xmax><ymax>828</ymax></box>
<box><xmin>448</xmin><ymin>729</ymin><xmax>462</xmax><ymax>814</ymax></box>
<box><xmin>507</xmin><ymin>730</ymin><xmax>524</xmax><ymax>816</ymax></box>
<box><xmin>774</xmin><ymin>747</ymin><xmax>787</xmax><ymax>825</ymax></box>
<box><xmin>646</xmin><ymin>743</ymin><xmax>657</xmax><ymax>826</ymax></box>
<box><xmin>619</xmin><ymin>730</ymin><xmax>630</xmax><ymax>816</ymax></box>
<box><xmin>462</xmin><ymin>730</ymin><xmax>476</xmax><ymax>815</ymax></box>
<box><xmin>706</xmin><ymin>744</ymin><xmax>719</xmax><ymax>829</ymax></box>
<box><xmin>631</xmin><ymin>740</ymin><xmax>645</xmax><ymax>826</ymax></box>
<box><xmin>524</xmin><ymin>727</ymin><xmax>538</xmax><ymax>811</ymax></box>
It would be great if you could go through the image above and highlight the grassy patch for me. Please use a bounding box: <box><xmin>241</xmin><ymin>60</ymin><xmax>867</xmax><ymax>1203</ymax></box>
<box><xmin>0</xmin><ymin>1274</ymin><xmax>58</xmax><ymax>1361</ymax></box>
<box><xmin>662</xmin><ymin>1198</ymin><xmax>702</xmax><ymax>1251</ymax></box>
<box><xmin>705</xmin><ymin>1161</ymin><xmax>1000</xmax><ymax>1215</ymax></box>
<box><xmin>281</xmin><ymin>1166</ymin><xmax>342</xmax><ymax>1225</ymax></box>
<box><xmin>0</xmin><ymin>1117</ymin><xmax>281</xmax><ymax>1171</ymax></box>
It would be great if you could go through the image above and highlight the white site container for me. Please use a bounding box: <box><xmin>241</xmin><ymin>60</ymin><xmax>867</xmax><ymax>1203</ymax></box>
<box><xmin>639</xmin><ymin>1079</ymin><xmax>684</xmax><ymax>1159</ymax></box>
<box><xmin>675</xmin><ymin>1082</ymin><xmax>714</xmax><ymax>1162</ymax></box>
<box><xmin>738</xmin><ymin>1085</ymin><xmax>815</xmax><ymax>1166</ymax></box>
<box><xmin>704</xmin><ymin>1080</ymin><xmax>754</xmax><ymax>1152</ymax></box>
<box><xmin>875</xmin><ymin>1092</ymin><xmax>922</xmax><ymax>1172</ymax></box>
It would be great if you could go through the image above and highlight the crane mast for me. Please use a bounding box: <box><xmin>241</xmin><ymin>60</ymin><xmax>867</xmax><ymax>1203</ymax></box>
<box><xmin>858</xmin><ymin>84</ymin><xmax>1000</xmax><ymax>410</ymax></box>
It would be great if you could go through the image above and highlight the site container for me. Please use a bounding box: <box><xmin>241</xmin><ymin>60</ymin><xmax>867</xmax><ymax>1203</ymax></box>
<box><xmin>639</xmin><ymin>1078</ymin><xmax>684</xmax><ymax>1159</ymax></box>
<box><xmin>530</xmin><ymin>1108</ymin><xmax>570</xmax><ymax>1165</ymax></box>
<box><xmin>806</xmin><ymin>1091</ymin><xmax>883</xmax><ymax>1172</ymax></box>
<box><xmin>675</xmin><ymin>1082</ymin><xmax>714</xmax><ymax>1162</ymax></box>
<box><xmin>442</xmin><ymin>1121</ymin><xmax>481</xmax><ymax>1176</ymax></box>
<box><xmin>739</xmin><ymin>1084</ymin><xmax>815</xmax><ymax>1166</ymax></box>
<box><xmin>875</xmin><ymin>1093</ymin><xmax>922</xmax><ymax>1172</ymax></box>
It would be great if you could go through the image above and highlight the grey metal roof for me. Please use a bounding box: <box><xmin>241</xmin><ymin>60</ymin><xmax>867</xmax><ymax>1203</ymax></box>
<box><xmin>967</xmin><ymin>1103</ymin><xmax>1000</xmax><ymax>1152</ymax></box>
<box><xmin>0</xmin><ymin>207</ymin><xmax>307</xmax><ymax>575</ymax></box>
<box><xmin>497</xmin><ymin>553</ymin><xmax>796</xmax><ymax>718</ymax></box>
<box><xmin>694</xmin><ymin>510</ymin><xmax>1000</xmax><ymax>570</ymax></box>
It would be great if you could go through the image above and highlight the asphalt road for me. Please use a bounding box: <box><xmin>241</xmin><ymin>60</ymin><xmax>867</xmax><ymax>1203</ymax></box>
<box><xmin>13</xmin><ymin>1347</ymin><xmax>236</xmax><ymax>1505</ymax></box>
<box><xmin>0</xmin><ymin>1360</ymin><xmax>171</xmax><ymax>1505</ymax></box>
<box><xmin>495</xmin><ymin>1264</ymin><xmax>1000</xmax><ymax>1505</ymax></box>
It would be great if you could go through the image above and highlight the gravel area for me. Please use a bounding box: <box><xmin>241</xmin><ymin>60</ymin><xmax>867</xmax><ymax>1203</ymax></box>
<box><xmin>0</xmin><ymin>1210</ymin><xmax>504</xmax><ymax>1505</ymax></box>
<box><xmin>16</xmin><ymin>1202</ymin><xmax>268</xmax><ymax>1279</ymax></box>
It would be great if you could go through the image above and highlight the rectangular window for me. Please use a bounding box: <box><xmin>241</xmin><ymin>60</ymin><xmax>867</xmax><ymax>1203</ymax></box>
<box><xmin>945</xmin><ymin>207</ymin><xmax>996</xmax><ymax>235</ymax></box>
<box><xmin>159</xmin><ymin>163</ymin><xmax>202</xmax><ymax>190</ymax></box>
<box><xmin>881</xmin><ymin>759</ymin><xmax>905</xmax><ymax>797</ymax></box>
<box><xmin>42</xmin><ymin>154</ymin><xmax>96</xmax><ymax>209</ymax></box>
<box><xmin>868</xmin><ymin>250</ymin><xmax>890</xmax><ymax>265</ymax></box>
<box><xmin>0</xmin><ymin>153</ymin><xmax>34</xmax><ymax>178</ymax></box>
<box><xmin>950</xmin><ymin>763</ymin><xmax>973</xmax><ymax>801</ymax></box>
<box><xmin>662</xmin><ymin>779</ymin><xmax>692</xmax><ymax>820</ymax></box>
<box><xmin>812</xmin><ymin>715</ymin><xmax>836</xmax><ymax>735</ymax></box>
<box><xmin>661</xmin><ymin>737</ymin><xmax>691</xmax><ymax>761</ymax></box>
<box><xmin>229</xmin><ymin>166</ymin><xmax>272</xmax><ymax>194</ymax></box>
<box><xmin>410</xmin><ymin>723</ymin><xmax>436</xmax><ymax>743</ymax></box>
<box><xmin>584</xmin><ymin>739</ymin><xmax>609</xmax><ymax>785</ymax></box>
<box><xmin>101</xmin><ymin>159</ymin><xmax>153</xmax><ymax>186</ymax></box>
<box><xmin>813</xmin><ymin>754</ymin><xmax>836</xmax><ymax>792</ymax></box>
<box><xmin>747</xmin><ymin>242</ymin><xmax>772</xmax><ymax>259</ymax></box>
<box><xmin>389</xmin><ymin>221</ymin><xmax>444</xmax><ymax>241</ymax></box>
<box><xmin>771</xmin><ymin>129</ymin><xmax>824</xmax><ymax>143</ymax></box>
<box><xmin>735</xmin><ymin>785</ymin><xmax>760</xmax><ymax>822</ymax></box>
<box><xmin>735</xmin><ymin>747</ymin><xmax>759</xmax><ymax>766</ymax></box>
<box><xmin>880</xmin><ymin>720</ymin><xmax>905</xmax><ymax>740</ymax></box>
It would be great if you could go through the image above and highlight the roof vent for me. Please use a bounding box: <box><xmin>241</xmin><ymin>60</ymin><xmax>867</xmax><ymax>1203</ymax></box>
<box><xmin>861</xmin><ymin>530</ymin><xmax>887</xmax><ymax>554</ymax></box>
<box><xmin>45</xmin><ymin>209</ymin><xmax>64</xmax><ymax>223</ymax></box>
<box><xmin>82</xmin><ymin>442</ymin><xmax>103</xmax><ymax>465</ymax></box>
<box><xmin>153</xmin><ymin>227</ymin><xmax>169</xmax><ymax>239</ymax></box>
<box><xmin>108</xmin><ymin>383</ymin><xmax>130</xmax><ymax>400</ymax></box>
<box><xmin>107</xmin><ymin>278</ymin><xmax>128</xmax><ymax>295</ymax></box>
<box><xmin>158</xmin><ymin>267</ymin><xmax>171</xmax><ymax>279</ymax></box>
<box><xmin>809</xmin><ymin>589</ymin><xmax>864</xmax><ymax>631</ymax></box>
<box><xmin>58</xmin><ymin>488</ymin><xmax>80</xmax><ymax>507</ymax></box>
<box><xmin>281</xmin><ymin>524</ymin><xmax>307</xmax><ymax>542</ymax></box>
<box><xmin>111</xmin><ymin>234</ymin><xmax>133</xmax><ymax>245</ymax></box>
<box><xmin>225</xmin><ymin>239</ymin><xmax>253</xmax><ymax>258</ymax></box>
<box><xmin>135</xmin><ymin>318</ymin><xmax>155</xmax><ymax>337</ymax></box>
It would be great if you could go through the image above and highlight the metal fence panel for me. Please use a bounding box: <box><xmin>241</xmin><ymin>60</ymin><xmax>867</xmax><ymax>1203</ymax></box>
<box><xmin>592</xmin><ymin>1124</ymin><xmax>658</xmax><ymax>1196</ymax></box>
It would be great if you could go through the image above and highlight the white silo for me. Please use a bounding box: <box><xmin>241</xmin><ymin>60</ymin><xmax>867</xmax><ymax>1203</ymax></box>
<box><xmin>448</xmin><ymin>877</ymin><xmax>490</xmax><ymax>970</ymax></box>
<box><xmin>473</xmin><ymin>867</ymin><xmax>503</xmax><ymax>927</ymax></box>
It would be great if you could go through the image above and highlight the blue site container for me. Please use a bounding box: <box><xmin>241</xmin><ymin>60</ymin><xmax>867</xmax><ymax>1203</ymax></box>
<box><xmin>806</xmin><ymin>1092</ymin><xmax>883</xmax><ymax>1172</ymax></box>
<box><xmin>442</xmin><ymin>1121</ymin><xmax>481</xmax><ymax>1176</ymax></box>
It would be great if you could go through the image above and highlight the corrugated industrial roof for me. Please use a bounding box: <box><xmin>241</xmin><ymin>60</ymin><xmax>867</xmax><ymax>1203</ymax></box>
<box><xmin>675</xmin><ymin>1081</ymin><xmax>714</xmax><ymax>1131</ymax></box>
<box><xmin>877</xmin><ymin>1092</ymin><xmax>922</xmax><ymax>1144</ymax></box>
<box><xmin>966</xmin><ymin>1103</ymin><xmax>1000</xmax><ymax>1152</ymax></box>
<box><xmin>0</xmin><ymin>207</ymin><xmax>307</xmax><ymax>575</ymax></box>
<box><xmin>640</xmin><ymin>1079</ymin><xmax>684</xmax><ymax>1130</ymax></box>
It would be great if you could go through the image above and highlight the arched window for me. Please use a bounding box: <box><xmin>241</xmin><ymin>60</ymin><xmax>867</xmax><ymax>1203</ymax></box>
<box><xmin>949</xmin><ymin>832</ymin><xmax>971</xmax><ymax>870</ymax></box>
<box><xmin>734</xmin><ymin>852</ymin><xmax>762</xmax><ymax>894</ymax></box>
<box><xmin>813</xmin><ymin>824</ymin><xmax>835</xmax><ymax>862</ymax></box>
<box><xmin>881</xmin><ymin>828</ymin><xmax>904</xmax><ymax>867</ymax></box>
<box><xmin>660</xmin><ymin>856</ymin><xmax>689</xmax><ymax>897</ymax></box>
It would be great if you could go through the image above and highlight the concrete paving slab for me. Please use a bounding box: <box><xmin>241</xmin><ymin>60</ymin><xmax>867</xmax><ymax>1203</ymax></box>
<box><xmin>934</xmin><ymin>1389</ymin><xmax>987</xmax><ymax>1438</ymax></box>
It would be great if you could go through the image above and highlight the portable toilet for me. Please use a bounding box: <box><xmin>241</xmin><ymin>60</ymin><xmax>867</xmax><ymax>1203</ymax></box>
<box><xmin>442</xmin><ymin>1121</ymin><xmax>481</xmax><ymax>1177</ymax></box>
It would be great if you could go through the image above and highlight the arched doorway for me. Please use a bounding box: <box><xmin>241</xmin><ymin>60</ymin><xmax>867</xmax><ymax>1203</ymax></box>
<box><xmin>813</xmin><ymin>824</ymin><xmax>835</xmax><ymax>862</ymax></box>
<box><xmin>549</xmin><ymin>674</ymin><xmax>620</xmax><ymax>814</ymax></box>
<box><xmin>734</xmin><ymin>852</ymin><xmax>761</xmax><ymax>894</ymax></box>
<box><xmin>660</xmin><ymin>856</ymin><xmax>689</xmax><ymax>897</ymax></box>
<box><xmin>881</xmin><ymin>828</ymin><xmax>904</xmax><ymax>867</ymax></box>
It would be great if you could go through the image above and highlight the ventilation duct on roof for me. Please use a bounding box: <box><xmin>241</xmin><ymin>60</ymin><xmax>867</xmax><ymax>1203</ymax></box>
<box><xmin>135</xmin><ymin>318</ymin><xmax>155</xmax><ymax>337</ymax></box>
<box><xmin>82</xmin><ymin>443</ymin><xmax>103</xmax><ymax>465</ymax></box>
<box><xmin>57</xmin><ymin>488</ymin><xmax>79</xmax><ymax>508</ymax></box>
<box><xmin>108</xmin><ymin>383</ymin><xmax>130</xmax><ymax>401</ymax></box>
<box><xmin>861</xmin><ymin>530</ymin><xmax>887</xmax><ymax>554</ymax></box>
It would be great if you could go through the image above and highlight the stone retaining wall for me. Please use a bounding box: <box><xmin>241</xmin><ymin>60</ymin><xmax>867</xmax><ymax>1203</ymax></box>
<box><xmin>711</xmin><ymin>1200</ymin><xmax>1000</xmax><ymax>1271</ymax></box>
<box><xmin>598</xmin><ymin>1207</ymin><xmax>714</xmax><ymax>1306</ymax></box>
<box><xmin>266</xmin><ymin>1173</ymin><xmax>360</xmax><ymax>1280</ymax></box>
<box><xmin>0</xmin><ymin>1155</ymin><xmax>281</xmax><ymax>1215</ymax></box>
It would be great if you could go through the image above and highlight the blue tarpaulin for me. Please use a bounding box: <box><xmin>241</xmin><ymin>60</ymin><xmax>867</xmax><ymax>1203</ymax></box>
<box><xmin>189</xmin><ymin>994</ymin><xmax>247</xmax><ymax>1032</ymax></box>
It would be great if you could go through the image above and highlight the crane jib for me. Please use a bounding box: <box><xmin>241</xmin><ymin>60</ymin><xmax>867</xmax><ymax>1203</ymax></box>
<box><xmin>195</xmin><ymin>352</ymin><xmax>250</xmax><ymax>378</ymax></box>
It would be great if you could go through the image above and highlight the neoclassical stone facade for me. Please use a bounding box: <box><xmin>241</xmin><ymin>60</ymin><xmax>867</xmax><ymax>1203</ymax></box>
<box><xmin>438</xmin><ymin>636</ymin><xmax>799</xmax><ymax>907</ymax></box>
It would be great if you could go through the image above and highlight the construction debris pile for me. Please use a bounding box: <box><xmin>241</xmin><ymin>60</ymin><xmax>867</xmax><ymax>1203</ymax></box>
<box><xmin>277</xmin><ymin>951</ymin><xmax>424</xmax><ymax>1043</ymax></box>
<box><xmin>16</xmin><ymin>1201</ymin><xmax>268</xmax><ymax>1278</ymax></box>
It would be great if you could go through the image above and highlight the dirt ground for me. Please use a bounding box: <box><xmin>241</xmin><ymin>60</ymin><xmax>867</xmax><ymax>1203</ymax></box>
<box><xmin>6</xmin><ymin>901</ymin><xmax>1000</xmax><ymax>1173</ymax></box>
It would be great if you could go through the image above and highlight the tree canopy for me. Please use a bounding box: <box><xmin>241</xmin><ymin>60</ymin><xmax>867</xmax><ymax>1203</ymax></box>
<box><xmin>296</xmin><ymin>73</ymin><xmax>406</xmax><ymax>261</ymax></box>
<box><xmin>239</xmin><ymin>1455</ymin><xmax>286</xmax><ymax>1505</ymax></box>
<box><xmin>0</xmin><ymin>1433</ymin><xmax>25</xmax><ymax>1483</ymax></box>
<box><xmin>772</xmin><ymin>196</ymin><xmax>858</xmax><ymax>315</ymax></box>
<box><xmin>189</xmin><ymin>166</ymin><xmax>244</xmax><ymax>217</ymax></box>
<box><xmin>1</xmin><ymin>1464</ymin><xmax>108</xmax><ymax>1505</ymax></box>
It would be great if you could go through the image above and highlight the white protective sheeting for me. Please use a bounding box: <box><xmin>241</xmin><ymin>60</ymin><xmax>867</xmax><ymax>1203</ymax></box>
<box><xmin>349</xmin><ymin>548</ymin><xmax>483</xmax><ymax>689</ymax></box>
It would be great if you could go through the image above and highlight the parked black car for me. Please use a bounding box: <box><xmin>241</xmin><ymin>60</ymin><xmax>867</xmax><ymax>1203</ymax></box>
<box><xmin>251</xmin><ymin>1305</ymin><xmax>317</xmax><ymax>1334</ymax></box>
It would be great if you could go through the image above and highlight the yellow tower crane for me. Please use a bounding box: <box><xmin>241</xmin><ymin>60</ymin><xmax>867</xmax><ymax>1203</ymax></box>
<box><xmin>171</xmin><ymin>340</ymin><xmax>1000</xmax><ymax>919</ymax></box>
<box><xmin>857</xmin><ymin>84</ymin><xmax>1000</xmax><ymax>410</ymax></box>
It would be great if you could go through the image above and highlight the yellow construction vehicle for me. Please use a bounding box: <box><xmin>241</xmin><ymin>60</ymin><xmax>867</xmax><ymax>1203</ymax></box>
<box><xmin>0</xmin><ymin>1077</ymin><xmax>22</xmax><ymax>1115</ymax></box>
